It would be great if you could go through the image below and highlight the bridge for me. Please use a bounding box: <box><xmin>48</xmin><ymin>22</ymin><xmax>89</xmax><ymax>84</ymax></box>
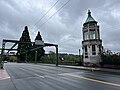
<box><xmin>0</xmin><ymin>39</ymin><xmax>58</xmax><ymax>67</ymax></box>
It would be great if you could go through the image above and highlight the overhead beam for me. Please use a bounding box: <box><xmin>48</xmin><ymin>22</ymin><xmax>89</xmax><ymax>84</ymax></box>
<box><xmin>44</xmin><ymin>43</ymin><xmax>58</xmax><ymax>46</ymax></box>
<box><xmin>3</xmin><ymin>39</ymin><xmax>19</xmax><ymax>43</ymax></box>
<box><xmin>0</xmin><ymin>48</ymin><xmax>18</xmax><ymax>50</ymax></box>
<box><xmin>3</xmin><ymin>39</ymin><xmax>57</xmax><ymax>46</ymax></box>
<box><xmin>7</xmin><ymin>43</ymin><xmax>18</xmax><ymax>53</ymax></box>
<box><xmin>3</xmin><ymin>39</ymin><xmax>33</xmax><ymax>44</ymax></box>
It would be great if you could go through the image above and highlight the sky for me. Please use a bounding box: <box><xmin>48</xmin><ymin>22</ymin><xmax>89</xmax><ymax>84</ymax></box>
<box><xmin>0</xmin><ymin>0</ymin><xmax>120</xmax><ymax>54</ymax></box>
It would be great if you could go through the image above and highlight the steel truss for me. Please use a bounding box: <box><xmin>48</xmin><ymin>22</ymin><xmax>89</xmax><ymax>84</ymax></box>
<box><xmin>0</xmin><ymin>39</ymin><xmax>58</xmax><ymax>66</ymax></box>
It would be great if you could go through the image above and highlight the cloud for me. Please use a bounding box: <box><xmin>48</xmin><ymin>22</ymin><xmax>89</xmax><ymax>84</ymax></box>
<box><xmin>0</xmin><ymin>0</ymin><xmax>120</xmax><ymax>54</ymax></box>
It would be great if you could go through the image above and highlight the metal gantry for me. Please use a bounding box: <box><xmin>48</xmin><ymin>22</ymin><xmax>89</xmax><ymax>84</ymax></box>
<box><xmin>0</xmin><ymin>39</ymin><xmax>59</xmax><ymax>66</ymax></box>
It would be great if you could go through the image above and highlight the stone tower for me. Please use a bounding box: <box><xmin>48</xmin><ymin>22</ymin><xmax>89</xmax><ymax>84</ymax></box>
<box><xmin>82</xmin><ymin>10</ymin><xmax>102</xmax><ymax>66</ymax></box>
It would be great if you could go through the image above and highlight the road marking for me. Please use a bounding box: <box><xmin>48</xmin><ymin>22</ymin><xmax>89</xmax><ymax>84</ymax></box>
<box><xmin>34</xmin><ymin>74</ymin><xmax>45</xmax><ymax>78</ymax></box>
<box><xmin>61</xmin><ymin>73</ymin><xmax>120</xmax><ymax>87</ymax></box>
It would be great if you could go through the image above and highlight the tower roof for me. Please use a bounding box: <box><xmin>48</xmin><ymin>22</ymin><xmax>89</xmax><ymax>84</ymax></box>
<box><xmin>35</xmin><ymin>31</ymin><xmax>42</xmax><ymax>40</ymax></box>
<box><xmin>85</xmin><ymin>10</ymin><xmax>96</xmax><ymax>24</ymax></box>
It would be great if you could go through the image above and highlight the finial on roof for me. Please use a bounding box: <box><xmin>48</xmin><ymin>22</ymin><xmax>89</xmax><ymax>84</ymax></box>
<box><xmin>84</xmin><ymin>10</ymin><xmax>96</xmax><ymax>24</ymax></box>
<box><xmin>25</xmin><ymin>26</ymin><xmax>28</xmax><ymax>30</ymax></box>
<box><xmin>88</xmin><ymin>10</ymin><xmax>91</xmax><ymax>16</ymax></box>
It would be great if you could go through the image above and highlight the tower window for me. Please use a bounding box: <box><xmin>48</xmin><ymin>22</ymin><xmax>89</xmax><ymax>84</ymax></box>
<box><xmin>90</xmin><ymin>30</ymin><xmax>95</xmax><ymax>39</ymax></box>
<box><xmin>85</xmin><ymin>46</ymin><xmax>87</xmax><ymax>52</ymax></box>
<box><xmin>84</xmin><ymin>32</ymin><xmax>88</xmax><ymax>40</ymax></box>
<box><xmin>92</xmin><ymin>45</ymin><xmax>96</xmax><ymax>55</ymax></box>
<box><xmin>85</xmin><ymin>56</ymin><xmax>88</xmax><ymax>58</ymax></box>
<box><xmin>89</xmin><ymin>23</ymin><xmax>95</xmax><ymax>28</ymax></box>
<box><xmin>99</xmin><ymin>45</ymin><xmax>101</xmax><ymax>52</ymax></box>
<box><xmin>89</xmin><ymin>23</ymin><xmax>95</xmax><ymax>26</ymax></box>
<box><xmin>84</xmin><ymin>24</ymin><xmax>87</xmax><ymax>28</ymax></box>
<box><xmin>84</xmin><ymin>46</ymin><xmax>88</xmax><ymax>58</ymax></box>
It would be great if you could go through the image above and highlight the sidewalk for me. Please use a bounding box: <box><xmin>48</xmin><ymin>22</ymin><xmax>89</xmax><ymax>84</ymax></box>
<box><xmin>0</xmin><ymin>69</ymin><xmax>10</xmax><ymax>80</ymax></box>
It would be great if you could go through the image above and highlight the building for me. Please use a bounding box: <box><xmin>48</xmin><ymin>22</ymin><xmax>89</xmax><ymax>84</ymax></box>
<box><xmin>82</xmin><ymin>10</ymin><xmax>103</xmax><ymax>66</ymax></box>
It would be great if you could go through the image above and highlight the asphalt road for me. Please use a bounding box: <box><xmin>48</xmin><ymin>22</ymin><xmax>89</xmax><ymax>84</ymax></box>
<box><xmin>0</xmin><ymin>63</ymin><xmax>120</xmax><ymax>90</ymax></box>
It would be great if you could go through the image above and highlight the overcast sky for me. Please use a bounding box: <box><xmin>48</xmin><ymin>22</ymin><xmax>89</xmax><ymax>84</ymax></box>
<box><xmin>0</xmin><ymin>0</ymin><xmax>120</xmax><ymax>54</ymax></box>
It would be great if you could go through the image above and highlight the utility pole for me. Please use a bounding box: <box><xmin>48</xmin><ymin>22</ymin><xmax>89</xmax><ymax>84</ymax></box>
<box><xmin>56</xmin><ymin>45</ymin><xmax>58</xmax><ymax>66</ymax></box>
<box><xmin>79</xmin><ymin>49</ymin><xmax>81</xmax><ymax>65</ymax></box>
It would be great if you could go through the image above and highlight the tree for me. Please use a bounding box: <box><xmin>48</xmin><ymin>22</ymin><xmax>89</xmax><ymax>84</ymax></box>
<box><xmin>9</xmin><ymin>56</ymin><xmax>17</xmax><ymax>62</ymax></box>
<box><xmin>100</xmin><ymin>51</ymin><xmax>120</xmax><ymax>68</ymax></box>
<box><xmin>48</xmin><ymin>51</ymin><xmax>56</xmax><ymax>63</ymax></box>
<box><xmin>17</xmin><ymin>26</ymin><xmax>32</xmax><ymax>62</ymax></box>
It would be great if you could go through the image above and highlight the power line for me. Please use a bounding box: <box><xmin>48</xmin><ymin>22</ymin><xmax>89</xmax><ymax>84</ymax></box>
<box><xmin>37</xmin><ymin>0</ymin><xmax>71</xmax><ymax>29</ymax></box>
<box><xmin>30</xmin><ymin>0</ymin><xmax>60</xmax><ymax>30</ymax></box>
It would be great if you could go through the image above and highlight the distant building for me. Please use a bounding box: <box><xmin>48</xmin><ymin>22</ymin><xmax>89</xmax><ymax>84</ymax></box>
<box><xmin>82</xmin><ymin>10</ymin><xmax>103</xmax><ymax>66</ymax></box>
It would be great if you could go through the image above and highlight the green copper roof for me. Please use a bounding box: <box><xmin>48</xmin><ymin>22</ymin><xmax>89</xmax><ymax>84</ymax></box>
<box><xmin>85</xmin><ymin>10</ymin><xmax>96</xmax><ymax>23</ymax></box>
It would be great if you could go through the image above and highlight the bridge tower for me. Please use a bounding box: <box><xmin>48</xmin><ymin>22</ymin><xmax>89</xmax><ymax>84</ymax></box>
<box><xmin>82</xmin><ymin>10</ymin><xmax>102</xmax><ymax>66</ymax></box>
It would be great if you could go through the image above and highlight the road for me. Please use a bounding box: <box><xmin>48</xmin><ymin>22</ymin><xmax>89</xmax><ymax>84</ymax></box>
<box><xmin>0</xmin><ymin>63</ymin><xmax>120</xmax><ymax>90</ymax></box>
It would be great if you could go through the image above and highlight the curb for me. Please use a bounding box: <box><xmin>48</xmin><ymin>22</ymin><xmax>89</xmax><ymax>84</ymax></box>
<box><xmin>31</xmin><ymin>63</ymin><xmax>120</xmax><ymax>74</ymax></box>
<box><xmin>59</xmin><ymin>65</ymin><xmax>120</xmax><ymax>74</ymax></box>
<box><xmin>58</xmin><ymin>65</ymin><xmax>100</xmax><ymax>71</ymax></box>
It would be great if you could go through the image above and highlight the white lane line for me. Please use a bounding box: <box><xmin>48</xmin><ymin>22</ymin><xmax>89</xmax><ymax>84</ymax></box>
<box><xmin>34</xmin><ymin>74</ymin><xmax>45</xmax><ymax>78</ymax></box>
<box><xmin>60</xmin><ymin>73</ymin><xmax>120</xmax><ymax>87</ymax></box>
